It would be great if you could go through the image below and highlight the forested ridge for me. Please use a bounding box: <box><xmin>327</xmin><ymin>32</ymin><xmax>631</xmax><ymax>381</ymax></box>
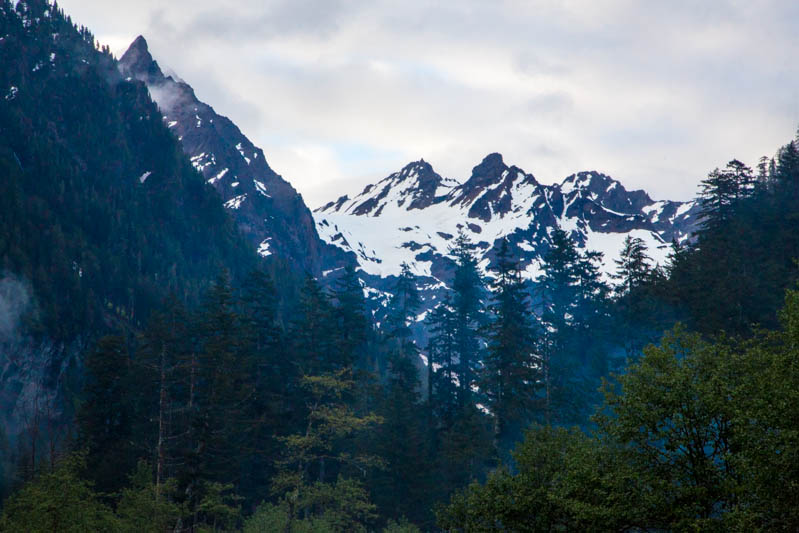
<box><xmin>4</xmin><ymin>0</ymin><xmax>799</xmax><ymax>531</ymax></box>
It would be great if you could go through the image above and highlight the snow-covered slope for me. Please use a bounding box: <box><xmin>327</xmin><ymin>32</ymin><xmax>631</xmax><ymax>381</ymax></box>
<box><xmin>315</xmin><ymin>153</ymin><xmax>700</xmax><ymax>284</ymax></box>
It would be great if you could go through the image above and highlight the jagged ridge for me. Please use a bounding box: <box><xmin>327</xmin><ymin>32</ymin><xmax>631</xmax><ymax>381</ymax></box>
<box><xmin>119</xmin><ymin>36</ymin><xmax>349</xmax><ymax>275</ymax></box>
<box><xmin>315</xmin><ymin>154</ymin><xmax>700</xmax><ymax>283</ymax></box>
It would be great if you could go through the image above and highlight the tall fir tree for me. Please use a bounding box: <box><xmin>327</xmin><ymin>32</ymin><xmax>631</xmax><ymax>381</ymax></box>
<box><xmin>449</xmin><ymin>232</ymin><xmax>486</xmax><ymax>408</ymax></box>
<box><xmin>78</xmin><ymin>335</ymin><xmax>136</xmax><ymax>495</ymax></box>
<box><xmin>480</xmin><ymin>239</ymin><xmax>540</xmax><ymax>452</ymax></box>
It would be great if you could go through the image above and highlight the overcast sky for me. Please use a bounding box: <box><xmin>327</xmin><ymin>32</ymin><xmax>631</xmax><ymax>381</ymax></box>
<box><xmin>60</xmin><ymin>0</ymin><xmax>799</xmax><ymax>207</ymax></box>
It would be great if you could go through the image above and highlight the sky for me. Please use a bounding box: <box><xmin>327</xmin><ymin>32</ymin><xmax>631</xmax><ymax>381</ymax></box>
<box><xmin>60</xmin><ymin>0</ymin><xmax>799</xmax><ymax>208</ymax></box>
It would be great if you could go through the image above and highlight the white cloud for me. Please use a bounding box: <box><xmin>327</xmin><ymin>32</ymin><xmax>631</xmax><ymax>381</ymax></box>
<box><xmin>60</xmin><ymin>0</ymin><xmax>799</xmax><ymax>207</ymax></box>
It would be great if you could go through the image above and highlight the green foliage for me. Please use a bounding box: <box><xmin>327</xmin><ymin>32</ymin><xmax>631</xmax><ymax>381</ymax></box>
<box><xmin>116</xmin><ymin>461</ymin><xmax>180</xmax><ymax>533</ymax></box>
<box><xmin>244</xmin><ymin>501</ymin><xmax>335</xmax><ymax>533</ymax></box>
<box><xmin>382</xmin><ymin>517</ymin><xmax>422</xmax><ymax>533</ymax></box>
<box><xmin>0</xmin><ymin>453</ymin><xmax>118</xmax><ymax>532</ymax></box>
<box><xmin>439</xmin><ymin>290</ymin><xmax>799</xmax><ymax>531</ymax></box>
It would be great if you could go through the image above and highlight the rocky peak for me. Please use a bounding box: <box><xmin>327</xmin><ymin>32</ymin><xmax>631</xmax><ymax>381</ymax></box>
<box><xmin>117</xmin><ymin>36</ymin><xmax>351</xmax><ymax>275</ymax></box>
<box><xmin>460</xmin><ymin>153</ymin><xmax>507</xmax><ymax>192</ymax></box>
<box><xmin>339</xmin><ymin>159</ymin><xmax>450</xmax><ymax>216</ymax></box>
<box><xmin>446</xmin><ymin>153</ymin><xmax>539</xmax><ymax>221</ymax></box>
<box><xmin>561</xmin><ymin>171</ymin><xmax>653</xmax><ymax>214</ymax></box>
<box><xmin>119</xmin><ymin>35</ymin><xmax>164</xmax><ymax>84</ymax></box>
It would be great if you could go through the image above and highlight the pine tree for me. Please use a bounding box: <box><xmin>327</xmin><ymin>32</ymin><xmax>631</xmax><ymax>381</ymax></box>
<box><xmin>450</xmin><ymin>231</ymin><xmax>486</xmax><ymax>407</ymax></box>
<box><xmin>536</xmin><ymin>230</ymin><xmax>608</xmax><ymax>423</ymax></box>
<box><xmin>698</xmin><ymin>159</ymin><xmax>755</xmax><ymax>231</ymax></box>
<box><xmin>426</xmin><ymin>297</ymin><xmax>458</xmax><ymax>423</ymax></box>
<box><xmin>238</xmin><ymin>269</ymin><xmax>286</xmax><ymax>503</ymax></box>
<box><xmin>133</xmin><ymin>298</ymin><xmax>190</xmax><ymax>499</ymax></box>
<box><xmin>613</xmin><ymin>235</ymin><xmax>651</xmax><ymax>296</ymax></box>
<box><xmin>386</xmin><ymin>262</ymin><xmax>421</xmax><ymax>362</ymax></box>
<box><xmin>181</xmin><ymin>272</ymin><xmax>254</xmax><ymax>524</ymax></box>
<box><xmin>481</xmin><ymin>239</ymin><xmax>540</xmax><ymax>451</ymax></box>
<box><xmin>331</xmin><ymin>265</ymin><xmax>370</xmax><ymax>370</ymax></box>
<box><xmin>291</xmin><ymin>276</ymin><xmax>337</xmax><ymax>375</ymax></box>
<box><xmin>372</xmin><ymin>350</ymin><xmax>433</xmax><ymax>526</ymax></box>
<box><xmin>272</xmin><ymin>369</ymin><xmax>382</xmax><ymax>532</ymax></box>
<box><xmin>78</xmin><ymin>335</ymin><xmax>136</xmax><ymax>495</ymax></box>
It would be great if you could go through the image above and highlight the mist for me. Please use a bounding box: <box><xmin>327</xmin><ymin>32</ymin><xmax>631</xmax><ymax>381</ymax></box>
<box><xmin>0</xmin><ymin>274</ymin><xmax>31</xmax><ymax>341</ymax></box>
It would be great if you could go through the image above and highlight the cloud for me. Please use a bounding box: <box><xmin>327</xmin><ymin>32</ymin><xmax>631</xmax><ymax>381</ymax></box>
<box><xmin>0</xmin><ymin>274</ymin><xmax>31</xmax><ymax>341</ymax></box>
<box><xmin>59</xmin><ymin>0</ymin><xmax>799</xmax><ymax>206</ymax></box>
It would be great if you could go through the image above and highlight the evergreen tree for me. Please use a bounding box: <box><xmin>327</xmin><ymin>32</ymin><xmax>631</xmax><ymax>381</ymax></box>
<box><xmin>537</xmin><ymin>230</ymin><xmax>610</xmax><ymax>423</ymax></box>
<box><xmin>331</xmin><ymin>265</ymin><xmax>370</xmax><ymax>370</ymax></box>
<box><xmin>238</xmin><ymin>268</ymin><xmax>287</xmax><ymax>503</ymax></box>
<box><xmin>291</xmin><ymin>276</ymin><xmax>336</xmax><ymax>375</ymax></box>
<box><xmin>698</xmin><ymin>159</ymin><xmax>755</xmax><ymax>231</ymax></box>
<box><xmin>613</xmin><ymin>235</ymin><xmax>651</xmax><ymax>296</ymax></box>
<box><xmin>612</xmin><ymin>236</ymin><xmax>659</xmax><ymax>359</ymax></box>
<box><xmin>426</xmin><ymin>297</ymin><xmax>458</xmax><ymax>423</ymax></box>
<box><xmin>132</xmin><ymin>298</ymin><xmax>190</xmax><ymax>499</ymax></box>
<box><xmin>386</xmin><ymin>263</ymin><xmax>421</xmax><ymax>357</ymax></box>
<box><xmin>181</xmin><ymin>272</ymin><xmax>254</xmax><ymax>524</ymax></box>
<box><xmin>480</xmin><ymin>239</ymin><xmax>540</xmax><ymax>451</ymax></box>
<box><xmin>78</xmin><ymin>335</ymin><xmax>136</xmax><ymax>495</ymax></box>
<box><xmin>536</xmin><ymin>229</ymin><xmax>579</xmax><ymax>423</ymax></box>
<box><xmin>272</xmin><ymin>369</ymin><xmax>382</xmax><ymax>532</ymax></box>
<box><xmin>449</xmin><ymin>232</ymin><xmax>486</xmax><ymax>407</ymax></box>
<box><xmin>372</xmin><ymin>351</ymin><xmax>433</xmax><ymax>527</ymax></box>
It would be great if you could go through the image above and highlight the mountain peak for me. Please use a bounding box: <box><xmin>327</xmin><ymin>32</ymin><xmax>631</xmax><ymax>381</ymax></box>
<box><xmin>119</xmin><ymin>35</ymin><xmax>164</xmax><ymax>83</ymax></box>
<box><xmin>476</xmin><ymin>152</ymin><xmax>505</xmax><ymax>172</ymax></box>
<box><xmin>561</xmin><ymin>171</ymin><xmax>653</xmax><ymax>214</ymax></box>
<box><xmin>129</xmin><ymin>35</ymin><xmax>149</xmax><ymax>53</ymax></box>
<box><xmin>457</xmin><ymin>152</ymin><xmax>509</xmax><ymax>194</ymax></box>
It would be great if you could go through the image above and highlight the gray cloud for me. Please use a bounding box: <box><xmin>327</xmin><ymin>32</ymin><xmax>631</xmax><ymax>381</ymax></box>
<box><xmin>59</xmin><ymin>0</ymin><xmax>799</xmax><ymax>206</ymax></box>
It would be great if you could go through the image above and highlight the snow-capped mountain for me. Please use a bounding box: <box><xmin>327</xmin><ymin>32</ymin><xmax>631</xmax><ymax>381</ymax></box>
<box><xmin>315</xmin><ymin>153</ymin><xmax>700</xmax><ymax>285</ymax></box>
<box><xmin>118</xmin><ymin>36</ymin><xmax>348</xmax><ymax>275</ymax></box>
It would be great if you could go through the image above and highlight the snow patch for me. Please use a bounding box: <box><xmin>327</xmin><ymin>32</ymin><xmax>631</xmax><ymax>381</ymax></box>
<box><xmin>208</xmin><ymin>168</ymin><xmax>228</xmax><ymax>185</ymax></box>
<box><xmin>254</xmin><ymin>180</ymin><xmax>271</xmax><ymax>198</ymax></box>
<box><xmin>224</xmin><ymin>194</ymin><xmax>246</xmax><ymax>210</ymax></box>
<box><xmin>257</xmin><ymin>239</ymin><xmax>272</xmax><ymax>257</ymax></box>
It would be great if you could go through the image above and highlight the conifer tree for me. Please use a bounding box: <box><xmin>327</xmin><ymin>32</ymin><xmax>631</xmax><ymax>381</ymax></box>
<box><xmin>78</xmin><ymin>335</ymin><xmax>135</xmax><ymax>495</ymax></box>
<box><xmin>133</xmin><ymin>298</ymin><xmax>190</xmax><ymax>499</ymax></box>
<box><xmin>386</xmin><ymin>262</ymin><xmax>421</xmax><ymax>362</ymax></box>
<box><xmin>613</xmin><ymin>235</ymin><xmax>651</xmax><ymax>296</ymax></box>
<box><xmin>331</xmin><ymin>265</ymin><xmax>370</xmax><ymax>370</ymax></box>
<box><xmin>426</xmin><ymin>297</ymin><xmax>458</xmax><ymax>423</ymax></box>
<box><xmin>292</xmin><ymin>275</ymin><xmax>337</xmax><ymax>375</ymax></box>
<box><xmin>480</xmin><ymin>239</ymin><xmax>540</xmax><ymax>450</ymax></box>
<box><xmin>272</xmin><ymin>369</ymin><xmax>382</xmax><ymax>532</ymax></box>
<box><xmin>450</xmin><ymin>232</ymin><xmax>486</xmax><ymax>407</ymax></box>
<box><xmin>698</xmin><ymin>159</ymin><xmax>755</xmax><ymax>231</ymax></box>
<box><xmin>182</xmin><ymin>272</ymin><xmax>254</xmax><ymax>523</ymax></box>
<box><xmin>372</xmin><ymin>349</ymin><xmax>433</xmax><ymax>526</ymax></box>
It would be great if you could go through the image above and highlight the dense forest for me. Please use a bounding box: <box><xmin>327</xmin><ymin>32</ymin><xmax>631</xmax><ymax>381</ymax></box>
<box><xmin>4</xmin><ymin>0</ymin><xmax>799</xmax><ymax>531</ymax></box>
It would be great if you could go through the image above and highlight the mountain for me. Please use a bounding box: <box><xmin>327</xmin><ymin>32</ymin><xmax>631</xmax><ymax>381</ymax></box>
<box><xmin>118</xmin><ymin>36</ymin><xmax>348</xmax><ymax>275</ymax></box>
<box><xmin>315</xmin><ymin>153</ymin><xmax>700</xmax><ymax>284</ymax></box>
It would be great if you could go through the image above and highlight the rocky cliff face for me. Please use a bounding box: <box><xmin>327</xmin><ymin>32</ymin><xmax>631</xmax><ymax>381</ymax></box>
<box><xmin>119</xmin><ymin>36</ymin><xmax>350</xmax><ymax>275</ymax></box>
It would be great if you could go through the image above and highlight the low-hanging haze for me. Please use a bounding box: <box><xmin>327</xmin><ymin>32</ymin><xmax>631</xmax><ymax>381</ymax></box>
<box><xmin>60</xmin><ymin>0</ymin><xmax>799</xmax><ymax>207</ymax></box>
